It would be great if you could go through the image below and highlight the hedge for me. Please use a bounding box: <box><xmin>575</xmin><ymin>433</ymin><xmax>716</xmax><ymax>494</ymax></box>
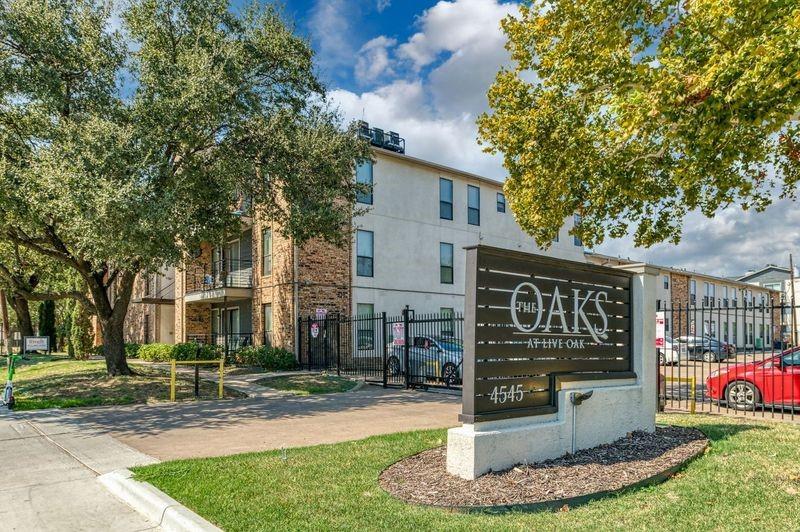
<box><xmin>231</xmin><ymin>346</ymin><xmax>297</xmax><ymax>371</ymax></box>
<box><xmin>137</xmin><ymin>342</ymin><xmax>223</xmax><ymax>362</ymax></box>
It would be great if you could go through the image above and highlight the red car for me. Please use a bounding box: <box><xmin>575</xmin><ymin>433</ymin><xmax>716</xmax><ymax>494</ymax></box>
<box><xmin>706</xmin><ymin>348</ymin><xmax>800</xmax><ymax>410</ymax></box>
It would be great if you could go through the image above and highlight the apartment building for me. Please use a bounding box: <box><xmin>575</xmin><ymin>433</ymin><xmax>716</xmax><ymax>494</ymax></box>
<box><xmin>738</xmin><ymin>265</ymin><xmax>798</xmax><ymax>343</ymax></box>
<box><xmin>124</xmin><ymin>267</ymin><xmax>176</xmax><ymax>345</ymax></box>
<box><xmin>125</xmin><ymin>127</ymin><xmax>585</xmax><ymax>352</ymax></box>
<box><xmin>586</xmin><ymin>253</ymin><xmax>782</xmax><ymax>349</ymax></box>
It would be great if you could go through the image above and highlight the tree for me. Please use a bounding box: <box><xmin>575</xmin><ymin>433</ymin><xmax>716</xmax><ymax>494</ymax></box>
<box><xmin>69</xmin><ymin>301</ymin><xmax>93</xmax><ymax>360</ymax></box>
<box><xmin>0</xmin><ymin>0</ymin><xmax>370</xmax><ymax>375</ymax></box>
<box><xmin>478</xmin><ymin>1</ymin><xmax>800</xmax><ymax>248</ymax></box>
<box><xmin>37</xmin><ymin>300</ymin><xmax>55</xmax><ymax>350</ymax></box>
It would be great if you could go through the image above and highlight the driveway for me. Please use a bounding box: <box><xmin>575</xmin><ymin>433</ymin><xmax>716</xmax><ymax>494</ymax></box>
<box><xmin>21</xmin><ymin>384</ymin><xmax>461</xmax><ymax>461</ymax></box>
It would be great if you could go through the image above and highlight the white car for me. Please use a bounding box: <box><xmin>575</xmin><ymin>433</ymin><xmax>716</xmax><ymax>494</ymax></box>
<box><xmin>658</xmin><ymin>336</ymin><xmax>681</xmax><ymax>365</ymax></box>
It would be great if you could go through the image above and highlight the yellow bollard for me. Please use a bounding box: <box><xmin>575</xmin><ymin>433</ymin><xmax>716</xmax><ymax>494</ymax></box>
<box><xmin>170</xmin><ymin>360</ymin><xmax>177</xmax><ymax>402</ymax></box>
<box><xmin>218</xmin><ymin>358</ymin><xmax>224</xmax><ymax>399</ymax></box>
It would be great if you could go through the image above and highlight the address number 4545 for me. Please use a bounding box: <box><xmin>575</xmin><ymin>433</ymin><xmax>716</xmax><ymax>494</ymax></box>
<box><xmin>489</xmin><ymin>384</ymin><xmax>524</xmax><ymax>404</ymax></box>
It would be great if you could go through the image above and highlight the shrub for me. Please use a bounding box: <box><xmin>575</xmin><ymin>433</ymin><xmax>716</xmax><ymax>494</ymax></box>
<box><xmin>172</xmin><ymin>342</ymin><xmax>222</xmax><ymax>361</ymax></box>
<box><xmin>125</xmin><ymin>343</ymin><xmax>141</xmax><ymax>359</ymax></box>
<box><xmin>137</xmin><ymin>343</ymin><xmax>175</xmax><ymax>362</ymax></box>
<box><xmin>228</xmin><ymin>346</ymin><xmax>297</xmax><ymax>370</ymax></box>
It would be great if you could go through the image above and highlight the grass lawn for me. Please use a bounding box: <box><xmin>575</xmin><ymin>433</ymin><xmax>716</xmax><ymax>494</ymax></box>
<box><xmin>3</xmin><ymin>354</ymin><xmax>245</xmax><ymax>411</ymax></box>
<box><xmin>254</xmin><ymin>373</ymin><xmax>358</xmax><ymax>395</ymax></box>
<box><xmin>132</xmin><ymin>414</ymin><xmax>800</xmax><ymax>531</ymax></box>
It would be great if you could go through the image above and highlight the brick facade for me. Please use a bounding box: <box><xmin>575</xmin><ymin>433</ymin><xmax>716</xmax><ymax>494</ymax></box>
<box><xmin>175</xmin><ymin>243</ymin><xmax>213</xmax><ymax>342</ymax></box>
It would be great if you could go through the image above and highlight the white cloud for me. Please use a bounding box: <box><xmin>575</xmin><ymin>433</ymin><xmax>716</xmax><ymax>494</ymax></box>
<box><xmin>595</xmin><ymin>199</ymin><xmax>794</xmax><ymax>278</ymax></box>
<box><xmin>308</xmin><ymin>0</ymin><xmax>358</xmax><ymax>73</ymax></box>
<box><xmin>355</xmin><ymin>36</ymin><xmax>397</xmax><ymax>84</ymax></box>
<box><xmin>397</xmin><ymin>0</ymin><xmax>517</xmax><ymax>70</ymax></box>
<box><xmin>376</xmin><ymin>0</ymin><xmax>392</xmax><ymax>12</ymax></box>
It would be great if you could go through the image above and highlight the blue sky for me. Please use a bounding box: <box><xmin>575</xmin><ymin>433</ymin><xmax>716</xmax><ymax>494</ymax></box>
<box><xmin>257</xmin><ymin>0</ymin><xmax>791</xmax><ymax>278</ymax></box>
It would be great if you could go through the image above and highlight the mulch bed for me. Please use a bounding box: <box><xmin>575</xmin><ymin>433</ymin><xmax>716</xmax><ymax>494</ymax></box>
<box><xmin>380</xmin><ymin>426</ymin><xmax>707</xmax><ymax>510</ymax></box>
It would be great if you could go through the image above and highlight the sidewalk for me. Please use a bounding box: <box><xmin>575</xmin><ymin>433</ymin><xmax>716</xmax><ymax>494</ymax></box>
<box><xmin>0</xmin><ymin>411</ymin><xmax>159</xmax><ymax>532</ymax></box>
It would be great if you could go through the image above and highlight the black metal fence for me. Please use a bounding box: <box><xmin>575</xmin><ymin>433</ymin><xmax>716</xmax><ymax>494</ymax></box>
<box><xmin>298</xmin><ymin>307</ymin><xmax>464</xmax><ymax>390</ymax></box>
<box><xmin>658</xmin><ymin>301</ymin><xmax>798</xmax><ymax>421</ymax></box>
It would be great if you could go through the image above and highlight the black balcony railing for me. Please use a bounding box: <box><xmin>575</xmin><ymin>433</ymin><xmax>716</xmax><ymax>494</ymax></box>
<box><xmin>357</xmin><ymin>121</ymin><xmax>405</xmax><ymax>154</ymax></box>
<box><xmin>187</xmin><ymin>259</ymin><xmax>253</xmax><ymax>293</ymax></box>
<box><xmin>187</xmin><ymin>333</ymin><xmax>253</xmax><ymax>355</ymax></box>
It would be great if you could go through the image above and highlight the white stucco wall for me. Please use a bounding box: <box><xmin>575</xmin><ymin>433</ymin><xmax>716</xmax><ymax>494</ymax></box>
<box><xmin>351</xmin><ymin>149</ymin><xmax>586</xmax><ymax>316</ymax></box>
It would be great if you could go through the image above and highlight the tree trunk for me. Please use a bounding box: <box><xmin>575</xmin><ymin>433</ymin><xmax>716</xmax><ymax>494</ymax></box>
<box><xmin>85</xmin><ymin>269</ymin><xmax>137</xmax><ymax>377</ymax></box>
<box><xmin>9</xmin><ymin>293</ymin><xmax>34</xmax><ymax>338</ymax></box>
<box><xmin>0</xmin><ymin>290</ymin><xmax>10</xmax><ymax>355</ymax></box>
<box><xmin>100</xmin><ymin>317</ymin><xmax>131</xmax><ymax>376</ymax></box>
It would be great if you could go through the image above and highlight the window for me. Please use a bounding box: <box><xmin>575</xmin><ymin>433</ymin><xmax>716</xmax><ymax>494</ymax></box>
<box><xmin>723</xmin><ymin>321</ymin><xmax>729</xmax><ymax>343</ymax></box>
<box><xmin>723</xmin><ymin>286</ymin><xmax>729</xmax><ymax>308</ymax></box>
<box><xmin>732</xmin><ymin>321</ymin><xmax>738</xmax><ymax>344</ymax></box>
<box><xmin>663</xmin><ymin>275</ymin><xmax>669</xmax><ymax>290</ymax></box>
<box><xmin>440</xmin><ymin>307</ymin><xmax>455</xmax><ymax>336</ymax></box>
<box><xmin>732</xmin><ymin>289</ymin><xmax>738</xmax><ymax>306</ymax></box>
<box><xmin>703</xmin><ymin>282</ymin><xmax>715</xmax><ymax>307</ymax></box>
<box><xmin>440</xmin><ymin>242</ymin><xmax>454</xmax><ymax>284</ymax></box>
<box><xmin>263</xmin><ymin>304</ymin><xmax>273</xmax><ymax>347</ymax></box>
<box><xmin>782</xmin><ymin>350</ymin><xmax>800</xmax><ymax>366</ymax></box>
<box><xmin>496</xmin><ymin>192</ymin><xmax>506</xmax><ymax>213</ymax></box>
<box><xmin>664</xmin><ymin>318</ymin><xmax>670</xmax><ymax>332</ymax></box>
<box><xmin>710</xmin><ymin>320</ymin><xmax>717</xmax><ymax>338</ymax></box>
<box><xmin>356</xmin><ymin>230</ymin><xmax>373</xmax><ymax>277</ymax></box>
<box><xmin>439</xmin><ymin>178</ymin><xmax>453</xmax><ymax>220</ymax></box>
<box><xmin>573</xmin><ymin>214</ymin><xmax>583</xmax><ymax>246</ymax></box>
<box><xmin>262</xmin><ymin>228</ymin><xmax>272</xmax><ymax>276</ymax></box>
<box><xmin>356</xmin><ymin>303</ymin><xmax>375</xmax><ymax>350</ymax></box>
<box><xmin>747</xmin><ymin>323</ymin><xmax>754</xmax><ymax>345</ymax></box>
<box><xmin>690</xmin><ymin>280</ymin><xmax>697</xmax><ymax>305</ymax></box>
<box><xmin>356</xmin><ymin>161</ymin><xmax>373</xmax><ymax>204</ymax></box>
<box><xmin>467</xmin><ymin>185</ymin><xmax>480</xmax><ymax>225</ymax></box>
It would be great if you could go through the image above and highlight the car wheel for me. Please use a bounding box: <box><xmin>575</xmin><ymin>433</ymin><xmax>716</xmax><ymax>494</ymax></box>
<box><xmin>442</xmin><ymin>362</ymin><xmax>459</xmax><ymax>388</ymax></box>
<box><xmin>386</xmin><ymin>355</ymin><xmax>401</xmax><ymax>377</ymax></box>
<box><xmin>702</xmin><ymin>350</ymin><xmax>716</xmax><ymax>363</ymax></box>
<box><xmin>726</xmin><ymin>381</ymin><xmax>760</xmax><ymax>411</ymax></box>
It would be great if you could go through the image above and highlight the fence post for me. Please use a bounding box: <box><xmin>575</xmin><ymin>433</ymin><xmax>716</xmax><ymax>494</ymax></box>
<box><xmin>170</xmin><ymin>360</ymin><xmax>176</xmax><ymax>402</ymax></box>
<box><xmin>336</xmin><ymin>313</ymin><xmax>341</xmax><ymax>376</ymax></box>
<box><xmin>194</xmin><ymin>344</ymin><xmax>200</xmax><ymax>398</ymax></box>
<box><xmin>381</xmin><ymin>312</ymin><xmax>388</xmax><ymax>388</ymax></box>
<box><xmin>218</xmin><ymin>358</ymin><xmax>224</xmax><ymax>399</ymax></box>
<box><xmin>403</xmin><ymin>305</ymin><xmax>410</xmax><ymax>389</ymax></box>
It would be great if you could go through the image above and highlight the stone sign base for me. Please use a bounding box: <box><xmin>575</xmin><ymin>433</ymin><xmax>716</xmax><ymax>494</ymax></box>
<box><xmin>447</xmin><ymin>379</ymin><xmax>655</xmax><ymax>480</ymax></box>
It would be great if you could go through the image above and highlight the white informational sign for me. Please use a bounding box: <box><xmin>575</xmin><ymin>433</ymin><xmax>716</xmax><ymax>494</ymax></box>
<box><xmin>315</xmin><ymin>308</ymin><xmax>328</xmax><ymax>320</ymax></box>
<box><xmin>392</xmin><ymin>322</ymin><xmax>405</xmax><ymax>346</ymax></box>
<box><xmin>310</xmin><ymin>322</ymin><xmax>320</xmax><ymax>339</ymax></box>
<box><xmin>655</xmin><ymin>312</ymin><xmax>666</xmax><ymax>348</ymax></box>
<box><xmin>24</xmin><ymin>336</ymin><xmax>50</xmax><ymax>353</ymax></box>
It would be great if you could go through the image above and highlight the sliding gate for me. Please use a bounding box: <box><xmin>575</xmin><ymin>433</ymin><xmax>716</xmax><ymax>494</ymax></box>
<box><xmin>298</xmin><ymin>308</ymin><xmax>464</xmax><ymax>390</ymax></box>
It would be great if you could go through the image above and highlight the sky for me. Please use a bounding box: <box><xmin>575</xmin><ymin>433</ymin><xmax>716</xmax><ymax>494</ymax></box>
<box><xmin>275</xmin><ymin>0</ymin><xmax>794</xmax><ymax>279</ymax></box>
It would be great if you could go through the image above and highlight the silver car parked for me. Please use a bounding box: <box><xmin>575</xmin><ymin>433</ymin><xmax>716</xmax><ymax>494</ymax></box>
<box><xmin>387</xmin><ymin>335</ymin><xmax>463</xmax><ymax>387</ymax></box>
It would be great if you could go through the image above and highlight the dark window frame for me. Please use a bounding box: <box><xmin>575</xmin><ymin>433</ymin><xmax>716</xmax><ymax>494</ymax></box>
<box><xmin>356</xmin><ymin>161</ymin><xmax>373</xmax><ymax>205</ymax></box>
<box><xmin>356</xmin><ymin>229</ymin><xmax>374</xmax><ymax>277</ymax></box>
<box><xmin>440</xmin><ymin>242</ymin><xmax>454</xmax><ymax>284</ymax></box>
<box><xmin>467</xmin><ymin>185</ymin><xmax>480</xmax><ymax>226</ymax></box>
<box><xmin>262</xmin><ymin>228</ymin><xmax>273</xmax><ymax>277</ymax></box>
<box><xmin>439</xmin><ymin>178</ymin><xmax>453</xmax><ymax>220</ymax></box>
<box><xmin>496</xmin><ymin>192</ymin><xmax>506</xmax><ymax>213</ymax></box>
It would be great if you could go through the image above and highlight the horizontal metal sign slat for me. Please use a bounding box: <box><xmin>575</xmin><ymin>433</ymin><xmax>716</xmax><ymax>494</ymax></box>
<box><xmin>474</xmin><ymin>357</ymin><xmax>630</xmax><ymax>377</ymax></box>
<box><xmin>476</xmin><ymin>270</ymin><xmax>631</xmax><ymax>304</ymax></box>
<box><xmin>475</xmin><ymin>343</ymin><xmax>629</xmax><ymax>359</ymax></box>
<box><xmin>475</xmin><ymin>306</ymin><xmax>631</xmax><ymax>330</ymax></box>
<box><xmin>473</xmin><ymin>390</ymin><xmax>553</xmax><ymax>412</ymax></box>
<box><xmin>473</xmin><ymin>376</ymin><xmax>551</xmax><ymax>395</ymax></box>
<box><xmin>477</xmin><ymin>251</ymin><xmax>632</xmax><ymax>289</ymax></box>
<box><xmin>475</xmin><ymin>326</ymin><xmax>630</xmax><ymax>345</ymax></box>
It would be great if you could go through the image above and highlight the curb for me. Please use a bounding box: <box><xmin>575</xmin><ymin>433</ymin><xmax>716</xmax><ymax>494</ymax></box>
<box><xmin>99</xmin><ymin>469</ymin><xmax>222</xmax><ymax>532</ymax></box>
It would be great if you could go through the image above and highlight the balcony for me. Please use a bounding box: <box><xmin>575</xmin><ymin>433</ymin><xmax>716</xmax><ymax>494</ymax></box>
<box><xmin>185</xmin><ymin>259</ymin><xmax>253</xmax><ymax>303</ymax></box>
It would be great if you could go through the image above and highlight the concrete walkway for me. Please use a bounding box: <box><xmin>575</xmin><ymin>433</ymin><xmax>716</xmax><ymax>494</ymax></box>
<box><xmin>21</xmin><ymin>385</ymin><xmax>461</xmax><ymax>461</ymax></box>
<box><xmin>0</xmin><ymin>411</ymin><xmax>159</xmax><ymax>532</ymax></box>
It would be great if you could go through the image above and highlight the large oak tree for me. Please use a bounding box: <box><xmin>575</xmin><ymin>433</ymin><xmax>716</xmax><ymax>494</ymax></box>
<box><xmin>0</xmin><ymin>0</ymin><xmax>370</xmax><ymax>375</ymax></box>
<box><xmin>479</xmin><ymin>0</ymin><xmax>799</xmax><ymax>248</ymax></box>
